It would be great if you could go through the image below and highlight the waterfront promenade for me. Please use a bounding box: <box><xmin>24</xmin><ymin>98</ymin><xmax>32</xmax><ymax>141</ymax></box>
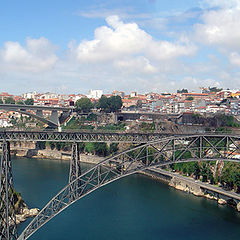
<box><xmin>148</xmin><ymin>168</ymin><xmax>240</xmax><ymax>203</ymax></box>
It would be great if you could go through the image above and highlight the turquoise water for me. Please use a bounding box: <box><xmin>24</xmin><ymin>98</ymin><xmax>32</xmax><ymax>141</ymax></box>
<box><xmin>12</xmin><ymin>157</ymin><xmax>240</xmax><ymax>240</ymax></box>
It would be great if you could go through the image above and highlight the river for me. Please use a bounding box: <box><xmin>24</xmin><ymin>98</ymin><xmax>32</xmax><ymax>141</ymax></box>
<box><xmin>12</xmin><ymin>157</ymin><xmax>240</xmax><ymax>240</ymax></box>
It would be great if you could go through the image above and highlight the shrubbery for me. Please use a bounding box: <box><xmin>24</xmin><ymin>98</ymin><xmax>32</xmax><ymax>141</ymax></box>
<box><xmin>42</xmin><ymin>141</ymin><xmax>119</xmax><ymax>157</ymax></box>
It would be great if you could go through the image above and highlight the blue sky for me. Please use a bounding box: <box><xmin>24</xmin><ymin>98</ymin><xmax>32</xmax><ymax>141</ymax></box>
<box><xmin>0</xmin><ymin>0</ymin><xmax>240</xmax><ymax>94</ymax></box>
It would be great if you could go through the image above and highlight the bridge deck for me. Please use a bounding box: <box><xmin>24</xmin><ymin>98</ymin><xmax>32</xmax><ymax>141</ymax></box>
<box><xmin>0</xmin><ymin>131</ymin><xmax>236</xmax><ymax>143</ymax></box>
<box><xmin>0</xmin><ymin>104</ymin><xmax>73</xmax><ymax>111</ymax></box>
<box><xmin>0</xmin><ymin>130</ymin><xmax>177</xmax><ymax>142</ymax></box>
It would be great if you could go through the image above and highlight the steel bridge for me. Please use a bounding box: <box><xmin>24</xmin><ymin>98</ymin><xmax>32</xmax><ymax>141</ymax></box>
<box><xmin>0</xmin><ymin>130</ymin><xmax>192</xmax><ymax>143</ymax></box>
<box><xmin>1</xmin><ymin>133</ymin><xmax>240</xmax><ymax>240</ymax></box>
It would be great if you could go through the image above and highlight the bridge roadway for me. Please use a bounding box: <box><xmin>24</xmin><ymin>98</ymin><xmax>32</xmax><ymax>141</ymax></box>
<box><xmin>0</xmin><ymin>130</ymin><xmax>239</xmax><ymax>143</ymax></box>
<box><xmin>0</xmin><ymin>130</ymin><xmax>195</xmax><ymax>143</ymax></box>
<box><xmin>0</xmin><ymin>104</ymin><xmax>73</xmax><ymax>111</ymax></box>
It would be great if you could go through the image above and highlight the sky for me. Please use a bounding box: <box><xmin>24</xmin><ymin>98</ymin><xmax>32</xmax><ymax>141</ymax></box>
<box><xmin>0</xmin><ymin>0</ymin><xmax>240</xmax><ymax>94</ymax></box>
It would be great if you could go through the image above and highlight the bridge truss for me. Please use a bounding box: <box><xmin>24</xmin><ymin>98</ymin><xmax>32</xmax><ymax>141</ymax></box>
<box><xmin>0</xmin><ymin>130</ymin><xmax>177</xmax><ymax>143</ymax></box>
<box><xmin>16</xmin><ymin>134</ymin><xmax>240</xmax><ymax>240</ymax></box>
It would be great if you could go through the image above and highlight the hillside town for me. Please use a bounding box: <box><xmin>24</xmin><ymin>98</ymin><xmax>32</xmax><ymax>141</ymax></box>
<box><xmin>1</xmin><ymin>87</ymin><xmax>240</xmax><ymax>128</ymax></box>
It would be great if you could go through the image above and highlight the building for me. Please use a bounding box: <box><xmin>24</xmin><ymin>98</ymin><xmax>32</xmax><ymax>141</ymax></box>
<box><xmin>182</xmin><ymin>93</ymin><xmax>209</xmax><ymax>100</ymax></box>
<box><xmin>0</xmin><ymin>92</ymin><xmax>14</xmax><ymax>102</ymax></box>
<box><xmin>23</xmin><ymin>91</ymin><xmax>37</xmax><ymax>99</ymax></box>
<box><xmin>130</xmin><ymin>91</ymin><xmax>137</xmax><ymax>98</ymax></box>
<box><xmin>112</xmin><ymin>90</ymin><xmax>125</xmax><ymax>98</ymax></box>
<box><xmin>87</xmin><ymin>90</ymin><xmax>103</xmax><ymax>99</ymax></box>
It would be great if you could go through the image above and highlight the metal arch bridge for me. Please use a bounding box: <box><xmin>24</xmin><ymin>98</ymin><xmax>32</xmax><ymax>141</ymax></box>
<box><xmin>9</xmin><ymin>133</ymin><xmax>240</xmax><ymax>240</ymax></box>
<box><xmin>0</xmin><ymin>104</ymin><xmax>73</xmax><ymax>128</ymax></box>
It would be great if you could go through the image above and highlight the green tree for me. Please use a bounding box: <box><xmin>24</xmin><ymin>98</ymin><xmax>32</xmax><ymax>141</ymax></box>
<box><xmin>177</xmin><ymin>89</ymin><xmax>188</xmax><ymax>93</ymax></box>
<box><xmin>75</xmin><ymin>98</ymin><xmax>93</xmax><ymax>113</ymax></box>
<box><xmin>109</xmin><ymin>143</ymin><xmax>119</xmax><ymax>154</ymax></box>
<box><xmin>221</xmin><ymin>162</ymin><xmax>240</xmax><ymax>191</ymax></box>
<box><xmin>109</xmin><ymin>96</ymin><xmax>122</xmax><ymax>112</ymax></box>
<box><xmin>232</xmin><ymin>172</ymin><xmax>240</xmax><ymax>193</ymax></box>
<box><xmin>24</xmin><ymin>98</ymin><xmax>34</xmax><ymax>105</ymax></box>
<box><xmin>47</xmin><ymin>141</ymin><xmax>55</xmax><ymax>150</ymax></box>
<box><xmin>78</xmin><ymin>143</ymin><xmax>85</xmax><ymax>153</ymax></box>
<box><xmin>16</xmin><ymin>100</ymin><xmax>24</xmax><ymax>105</ymax></box>
<box><xmin>209</xmin><ymin>87</ymin><xmax>222</xmax><ymax>93</ymax></box>
<box><xmin>201</xmin><ymin>163</ymin><xmax>208</xmax><ymax>182</ymax></box>
<box><xmin>36</xmin><ymin>141</ymin><xmax>46</xmax><ymax>150</ymax></box>
<box><xmin>194</xmin><ymin>162</ymin><xmax>201</xmax><ymax>179</ymax></box>
<box><xmin>97</xmin><ymin>95</ymin><xmax>110</xmax><ymax>112</ymax></box>
<box><xmin>5</xmin><ymin>97</ymin><xmax>15</xmax><ymax>104</ymax></box>
<box><xmin>94</xmin><ymin>142</ymin><xmax>108</xmax><ymax>157</ymax></box>
<box><xmin>97</xmin><ymin>95</ymin><xmax>122</xmax><ymax>113</ymax></box>
<box><xmin>85</xmin><ymin>143</ymin><xmax>95</xmax><ymax>154</ymax></box>
<box><xmin>0</xmin><ymin>99</ymin><xmax>3</xmax><ymax>104</ymax></box>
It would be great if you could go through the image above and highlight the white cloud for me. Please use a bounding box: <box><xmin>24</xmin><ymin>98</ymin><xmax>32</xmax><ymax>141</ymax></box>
<box><xmin>195</xmin><ymin>8</ymin><xmax>240</xmax><ymax>51</ymax></box>
<box><xmin>114</xmin><ymin>56</ymin><xmax>157</xmax><ymax>74</ymax></box>
<box><xmin>201</xmin><ymin>0</ymin><xmax>240</xmax><ymax>9</ymax></box>
<box><xmin>0</xmin><ymin>37</ymin><xmax>58</xmax><ymax>72</ymax></box>
<box><xmin>194</xmin><ymin>1</ymin><xmax>240</xmax><ymax>71</ymax></box>
<box><xmin>229</xmin><ymin>52</ymin><xmax>240</xmax><ymax>67</ymax></box>
<box><xmin>73</xmin><ymin>15</ymin><xmax>196</xmax><ymax>64</ymax></box>
<box><xmin>173</xmin><ymin>77</ymin><xmax>222</xmax><ymax>92</ymax></box>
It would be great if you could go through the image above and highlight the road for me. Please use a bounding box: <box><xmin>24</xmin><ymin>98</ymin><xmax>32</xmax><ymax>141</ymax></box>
<box><xmin>151</xmin><ymin>168</ymin><xmax>240</xmax><ymax>201</ymax></box>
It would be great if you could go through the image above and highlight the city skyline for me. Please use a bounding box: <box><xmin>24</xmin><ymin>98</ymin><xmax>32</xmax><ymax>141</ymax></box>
<box><xmin>0</xmin><ymin>0</ymin><xmax>240</xmax><ymax>94</ymax></box>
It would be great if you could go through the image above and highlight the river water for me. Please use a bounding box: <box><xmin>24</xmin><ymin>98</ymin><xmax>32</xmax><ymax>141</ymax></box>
<box><xmin>12</xmin><ymin>157</ymin><xmax>240</xmax><ymax>240</ymax></box>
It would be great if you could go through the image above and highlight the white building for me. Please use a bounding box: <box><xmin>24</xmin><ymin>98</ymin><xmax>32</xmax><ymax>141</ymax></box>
<box><xmin>87</xmin><ymin>90</ymin><xmax>103</xmax><ymax>99</ymax></box>
<box><xmin>130</xmin><ymin>91</ymin><xmax>137</xmax><ymax>97</ymax></box>
<box><xmin>23</xmin><ymin>91</ymin><xmax>37</xmax><ymax>99</ymax></box>
<box><xmin>0</xmin><ymin>119</ymin><xmax>12</xmax><ymax>128</ymax></box>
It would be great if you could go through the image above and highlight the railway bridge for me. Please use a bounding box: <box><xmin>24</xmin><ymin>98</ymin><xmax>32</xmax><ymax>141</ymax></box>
<box><xmin>1</xmin><ymin>131</ymin><xmax>240</xmax><ymax>240</ymax></box>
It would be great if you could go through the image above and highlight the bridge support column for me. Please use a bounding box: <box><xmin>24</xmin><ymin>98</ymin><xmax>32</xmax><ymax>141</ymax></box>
<box><xmin>0</xmin><ymin>141</ymin><xmax>18</xmax><ymax>240</ymax></box>
<box><xmin>69</xmin><ymin>143</ymin><xmax>81</xmax><ymax>183</ymax></box>
<box><xmin>36</xmin><ymin>110</ymin><xmax>43</xmax><ymax>118</ymax></box>
<box><xmin>49</xmin><ymin>110</ymin><xmax>59</xmax><ymax>126</ymax></box>
<box><xmin>69</xmin><ymin>143</ymin><xmax>81</xmax><ymax>200</ymax></box>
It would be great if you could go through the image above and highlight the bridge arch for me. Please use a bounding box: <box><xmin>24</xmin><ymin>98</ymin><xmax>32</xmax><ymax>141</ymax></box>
<box><xmin>18</xmin><ymin>134</ymin><xmax>240</xmax><ymax>240</ymax></box>
<box><xmin>0</xmin><ymin>104</ymin><xmax>73</xmax><ymax>128</ymax></box>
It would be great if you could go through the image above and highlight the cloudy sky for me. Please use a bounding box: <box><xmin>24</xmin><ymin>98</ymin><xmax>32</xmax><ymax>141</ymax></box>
<box><xmin>0</xmin><ymin>0</ymin><xmax>240</xmax><ymax>94</ymax></box>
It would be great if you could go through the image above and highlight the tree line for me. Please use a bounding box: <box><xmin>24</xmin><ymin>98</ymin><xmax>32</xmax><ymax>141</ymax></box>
<box><xmin>0</xmin><ymin>97</ymin><xmax>34</xmax><ymax>105</ymax></box>
<box><xmin>75</xmin><ymin>95</ymin><xmax>122</xmax><ymax>113</ymax></box>
<box><xmin>36</xmin><ymin>141</ymin><xmax>119</xmax><ymax>157</ymax></box>
<box><xmin>171</xmin><ymin>161</ymin><xmax>240</xmax><ymax>193</ymax></box>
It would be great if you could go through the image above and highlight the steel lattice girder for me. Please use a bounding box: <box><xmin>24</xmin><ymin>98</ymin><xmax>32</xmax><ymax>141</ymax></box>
<box><xmin>0</xmin><ymin>131</ymin><xmax>193</xmax><ymax>143</ymax></box>
<box><xmin>68</xmin><ymin>143</ymin><xmax>82</xmax><ymax>201</ymax></box>
<box><xmin>0</xmin><ymin>141</ymin><xmax>17</xmax><ymax>240</ymax></box>
<box><xmin>17</xmin><ymin>134</ymin><xmax>240</xmax><ymax>240</ymax></box>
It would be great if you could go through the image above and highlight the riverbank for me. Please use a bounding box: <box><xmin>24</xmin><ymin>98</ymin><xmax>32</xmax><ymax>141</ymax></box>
<box><xmin>16</xmin><ymin>206</ymin><xmax>39</xmax><ymax>225</ymax></box>
<box><xmin>10</xmin><ymin>148</ymin><xmax>104</xmax><ymax>164</ymax></box>
<box><xmin>10</xmin><ymin>191</ymin><xmax>39</xmax><ymax>225</ymax></box>
<box><xmin>142</xmin><ymin>168</ymin><xmax>240</xmax><ymax>212</ymax></box>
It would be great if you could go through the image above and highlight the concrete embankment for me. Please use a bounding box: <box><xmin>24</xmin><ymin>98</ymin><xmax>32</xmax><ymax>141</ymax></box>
<box><xmin>142</xmin><ymin>168</ymin><xmax>240</xmax><ymax>212</ymax></box>
<box><xmin>10</xmin><ymin>147</ymin><xmax>104</xmax><ymax>164</ymax></box>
